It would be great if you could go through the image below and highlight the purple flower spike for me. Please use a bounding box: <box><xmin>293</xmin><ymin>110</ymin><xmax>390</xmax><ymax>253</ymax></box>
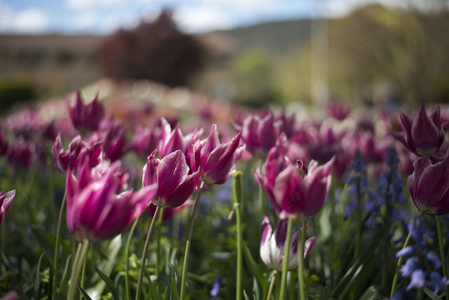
<box><xmin>66</xmin><ymin>161</ymin><xmax>156</xmax><ymax>242</ymax></box>
<box><xmin>0</xmin><ymin>190</ymin><xmax>16</xmax><ymax>227</ymax></box>
<box><xmin>68</xmin><ymin>91</ymin><xmax>105</xmax><ymax>131</ymax></box>
<box><xmin>407</xmin><ymin>155</ymin><xmax>449</xmax><ymax>215</ymax></box>
<box><xmin>393</xmin><ymin>104</ymin><xmax>448</xmax><ymax>159</ymax></box>
<box><xmin>53</xmin><ymin>134</ymin><xmax>103</xmax><ymax>173</ymax></box>
<box><xmin>190</xmin><ymin>125</ymin><xmax>245</xmax><ymax>185</ymax></box>
<box><xmin>260</xmin><ymin>216</ymin><xmax>316</xmax><ymax>271</ymax></box>
<box><xmin>274</xmin><ymin>158</ymin><xmax>334</xmax><ymax>220</ymax></box>
<box><xmin>143</xmin><ymin>149</ymin><xmax>201</xmax><ymax>208</ymax></box>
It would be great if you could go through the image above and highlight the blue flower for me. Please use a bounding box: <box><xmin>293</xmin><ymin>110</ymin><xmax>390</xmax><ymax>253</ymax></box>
<box><xmin>406</xmin><ymin>269</ymin><xmax>425</xmax><ymax>290</ymax></box>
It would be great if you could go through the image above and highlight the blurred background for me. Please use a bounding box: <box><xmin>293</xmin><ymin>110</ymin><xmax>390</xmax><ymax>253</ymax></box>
<box><xmin>1</xmin><ymin>0</ymin><xmax>449</xmax><ymax>112</ymax></box>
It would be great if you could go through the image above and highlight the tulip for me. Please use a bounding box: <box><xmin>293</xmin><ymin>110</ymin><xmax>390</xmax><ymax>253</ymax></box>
<box><xmin>407</xmin><ymin>156</ymin><xmax>449</xmax><ymax>215</ymax></box>
<box><xmin>68</xmin><ymin>91</ymin><xmax>105</xmax><ymax>131</ymax></box>
<box><xmin>66</xmin><ymin>161</ymin><xmax>156</xmax><ymax>242</ymax></box>
<box><xmin>53</xmin><ymin>134</ymin><xmax>103</xmax><ymax>173</ymax></box>
<box><xmin>189</xmin><ymin>124</ymin><xmax>244</xmax><ymax>185</ymax></box>
<box><xmin>327</xmin><ymin>102</ymin><xmax>350</xmax><ymax>121</ymax></box>
<box><xmin>260</xmin><ymin>216</ymin><xmax>316</xmax><ymax>271</ymax></box>
<box><xmin>393</xmin><ymin>104</ymin><xmax>448</xmax><ymax>159</ymax></box>
<box><xmin>159</xmin><ymin>118</ymin><xmax>200</xmax><ymax>158</ymax></box>
<box><xmin>255</xmin><ymin>134</ymin><xmax>291</xmax><ymax>214</ymax></box>
<box><xmin>241</xmin><ymin>112</ymin><xmax>279</xmax><ymax>155</ymax></box>
<box><xmin>274</xmin><ymin>158</ymin><xmax>334</xmax><ymax>220</ymax></box>
<box><xmin>132</xmin><ymin>124</ymin><xmax>161</xmax><ymax>157</ymax></box>
<box><xmin>143</xmin><ymin>149</ymin><xmax>200</xmax><ymax>208</ymax></box>
<box><xmin>88</xmin><ymin>117</ymin><xmax>128</xmax><ymax>162</ymax></box>
<box><xmin>7</xmin><ymin>138</ymin><xmax>36</xmax><ymax>168</ymax></box>
<box><xmin>0</xmin><ymin>190</ymin><xmax>16</xmax><ymax>227</ymax></box>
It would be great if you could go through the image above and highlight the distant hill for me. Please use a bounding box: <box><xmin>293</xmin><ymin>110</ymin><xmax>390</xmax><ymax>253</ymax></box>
<box><xmin>214</xmin><ymin>19</ymin><xmax>313</xmax><ymax>56</ymax></box>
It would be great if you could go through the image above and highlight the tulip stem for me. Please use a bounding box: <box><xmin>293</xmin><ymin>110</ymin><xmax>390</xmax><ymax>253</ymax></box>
<box><xmin>298</xmin><ymin>220</ymin><xmax>306</xmax><ymax>300</ymax></box>
<box><xmin>390</xmin><ymin>231</ymin><xmax>412</xmax><ymax>298</ymax></box>
<box><xmin>279</xmin><ymin>218</ymin><xmax>294</xmax><ymax>300</ymax></box>
<box><xmin>436</xmin><ymin>216</ymin><xmax>449</xmax><ymax>299</ymax></box>
<box><xmin>267</xmin><ymin>271</ymin><xmax>277</xmax><ymax>300</ymax></box>
<box><xmin>180</xmin><ymin>181</ymin><xmax>206</xmax><ymax>300</ymax></box>
<box><xmin>125</xmin><ymin>218</ymin><xmax>139</xmax><ymax>300</ymax></box>
<box><xmin>136</xmin><ymin>205</ymin><xmax>161</xmax><ymax>300</ymax></box>
<box><xmin>233</xmin><ymin>172</ymin><xmax>243</xmax><ymax>300</ymax></box>
<box><xmin>52</xmin><ymin>190</ymin><xmax>66</xmax><ymax>300</ymax></box>
<box><xmin>68</xmin><ymin>239</ymin><xmax>89</xmax><ymax>300</ymax></box>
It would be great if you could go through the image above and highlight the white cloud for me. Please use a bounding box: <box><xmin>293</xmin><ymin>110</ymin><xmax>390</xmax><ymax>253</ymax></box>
<box><xmin>67</xmin><ymin>0</ymin><xmax>122</xmax><ymax>10</ymax></box>
<box><xmin>174</xmin><ymin>6</ymin><xmax>236</xmax><ymax>33</ymax></box>
<box><xmin>74</xmin><ymin>11</ymin><xmax>97</xmax><ymax>30</ymax></box>
<box><xmin>0</xmin><ymin>5</ymin><xmax>48</xmax><ymax>33</ymax></box>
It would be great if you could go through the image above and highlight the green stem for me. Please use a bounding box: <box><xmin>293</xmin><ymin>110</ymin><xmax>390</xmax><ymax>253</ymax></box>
<box><xmin>279</xmin><ymin>218</ymin><xmax>294</xmax><ymax>300</ymax></box>
<box><xmin>180</xmin><ymin>181</ymin><xmax>205</xmax><ymax>300</ymax></box>
<box><xmin>135</xmin><ymin>205</ymin><xmax>161</xmax><ymax>300</ymax></box>
<box><xmin>125</xmin><ymin>219</ymin><xmax>139</xmax><ymax>300</ymax></box>
<box><xmin>390</xmin><ymin>232</ymin><xmax>412</xmax><ymax>298</ymax></box>
<box><xmin>81</xmin><ymin>243</ymin><xmax>89</xmax><ymax>289</ymax></box>
<box><xmin>298</xmin><ymin>220</ymin><xmax>306</xmax><ymax>300</ymax></box>
<box><xmin>68</xmin><ymin>239</ymin><xmax>89</xmax><ymax>300</ymax></box>
<box><xmin>52</xmin><ymin>191</ymin><xmax>67</xmax><ymax>300</ymax></box>
<box><xmin>436</xmin><ymin>216</ymin><xmax>449</xmax><ymax>299</ymax></box>
<box><xmin>266</xmin><ymin>271</ymin><xmax>277</xmax><ymax>300</ymax></box>
<box><xmin>156</xmin><ymin>208</ymin><xmax>164</xmax><ymax>278</ymax></box>
<box><xmin>233</xmin><ymin>172</ymin><xmax>243</xmax><ymax>300</ymax></box>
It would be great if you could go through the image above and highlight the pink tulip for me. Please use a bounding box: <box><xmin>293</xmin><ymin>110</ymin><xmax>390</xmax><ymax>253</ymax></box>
<box><xmin>68</xmin><ymin>91</ymin><xmax>105</xmax><ymax>131</ymax></box>
<box><xmin>393</xmin><ymin>104</ymin><xmax>448</xmax><ymax>160</ymax></box>
<box><xmin>66</xmin><ymin>162</ymin><xmax>156</xmax><ymax>242</ymax></box>
<box><xmin>143</xmin><ymin>150</ymin><xmax>200</xmax><ymax>208</ymax></box>
<box><xmin>274</xmin><ymin>158</ymin><xmax>334</xmax><ymax>220</ymax></box>
<box><xmin>407</xmin><ymin>156</ymin><xmax>449</xmax><ymax>215</ymax></box>
<box><xmin>189</xmin><ymin>125</ymin><xmax>244</xmax><ymax>184</ymax></box>
<box><xmin>260</xmin><ymin>217</ymin><xmax>316</xmax><ymax>271</ymax></box>
<box><xmin>53</xmin><ymin>134</ymin><xmax>102</xmax><ymax>173</ymax></box>
<box><xmin>0</xmin><ymin>190</ymin><xmax>15</xmax><ymax>227</ymax></box>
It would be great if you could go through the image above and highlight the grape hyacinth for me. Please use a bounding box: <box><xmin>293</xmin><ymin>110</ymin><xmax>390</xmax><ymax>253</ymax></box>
<box><xmin>395</xmin><ymin>217</ymin><xmax>449</xmax><ymax>294</ymax></box>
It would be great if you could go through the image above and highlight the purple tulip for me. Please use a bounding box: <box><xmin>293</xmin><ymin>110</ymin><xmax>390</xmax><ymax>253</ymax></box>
<box><xmin>393</xmin><ymin>104</ymin><xmax>448</xmax><ymax>159</ymax></box>
<box><xmin>255</xmin><ymin>134</ymin><xmax>291</xmax><ymax>214</ymax></box>
<box><xmin>327</xmin><ymin>102</ymin><xmax>350</xmax><ymax>121</ymax></box>
<box><xmin>88</xmin><ymin>117</ymin><xmax>128</xmax><ymax>162</ymax></box>
<box><xmin>260</xmin><ymin>216</ymin><xmax>316</xmax><ymax>271</ymax></box>
<box><xmin>66</xmin><ymin>161</ymin><xmax>156</xmax><ymax>242</ymax></box>
<box><xmin>159</xmin><ymin>118</ymin><xmax>200</xmax><ymax>158</ymax></box>
<box><xmin>407</xmin><ymin>156</ymin><xmax>449</xmax><ymax>215</ymax></box>
<box><xmin>7</xmin><ymin>138</ymin><xmax>36</xmax><ymax>168</ymax></box>
<box><xmin>0</xmin><ymin>190</ymin><xmax>16</xmax><ymax>227</ymax></box>
<box><xmin>273</xmin><ymin>158</ymin><xmax>334</xmax><ymax>220</ymax></box>
<box><xmin>53</xmin><ymin>134</ymin><xmax>103</xmax><ymax>173</ymax></box>
<box><xmin>132</xmin><ymin>124</ymin><xmax>161</xmax><ymax>157</ymax></box>
<box><xmin>142</xmin><ymin>149</ymin><xmax>201</xmax><ymax>208</ymax></box>
<box><xmin>189</xmin><ymin>125</ymin><xmax>244</xmax><ymax>185</ymax></box>
<box><xmin>0</xmin><ymin>291</ymin><xmax>19</xmax><ymax>300</ymax></box>
<box><xmin>68</xmin><ymin>91</ymin><xmax>105</xmax><ymax>131</ymax></box>
<box><xmin>241</xmin><ymin>112</ymin><xmax>279</xmax><ymax>155</ymax></box>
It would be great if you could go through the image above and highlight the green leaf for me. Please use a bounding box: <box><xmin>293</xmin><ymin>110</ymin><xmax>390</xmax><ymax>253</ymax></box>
<box><xmin>243</xmin><ymin>289</ymin><xmax>251</xmax><ymax>300</ymax></box>
<box><xmin>59</xmin><ymin>255</ymin><xmax>72</xmax><ymax>295</ymax></box>
<box><xmin>34</xmin><ymin>252</ymin><xmax>46</xmax><ymax>300</ymax></box>
<box><xmin>87</xmin><ymin>235</ymin><xmax>122</xmax><ymax>298</ymax></box>
<box><xmin>242</xmin><ymin>239</ymin><xmax>267</xmax><ymax>298</ymax></box>
<box><xmin>144</xmin><ymin>266</ymin><xmax>163</xmax><ymax>300</ymax></box>
<box><xmin>423</xmin><ymin>287</ymin><xmax>443</xmax><ymax>300</ymax></box>
<box><xmin>95</xmin><ymin>266</ymin><xmax>120</xmax><ymax>300</ymax></box>
<box><xmin>79</xmin><ymin>286</ymin><xmax>93</xmax><ymax>300</ymax></box>
<box><xmin>358</xmin><ymin>286</ymin><xmax>383</xmax><ymax>300</ymax></box>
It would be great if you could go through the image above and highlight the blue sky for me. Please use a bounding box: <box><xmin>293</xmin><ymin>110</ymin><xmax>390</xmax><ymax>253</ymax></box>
<box><xmin>0</xmin><ymin>0</ymin><xmax>394</xmax><ymax>34</ymax></box>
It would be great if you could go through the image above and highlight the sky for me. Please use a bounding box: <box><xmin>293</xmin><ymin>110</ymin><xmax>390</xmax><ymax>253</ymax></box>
<box><xmin>0</xmin><ymin>0</ymin><xmax>416</xmax><ymax>35</ymax></box>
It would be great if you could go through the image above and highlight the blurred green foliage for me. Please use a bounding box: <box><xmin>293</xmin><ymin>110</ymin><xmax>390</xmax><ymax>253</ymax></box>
<box><xmin>231</xmin><ymin>51</ymin><xmax>282</xmax><ymax>107</ymax></box>
<box><xmin>0</xmin><ymin>80</ymin><xmax>36</xmax><ymax>112</ymax></box>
